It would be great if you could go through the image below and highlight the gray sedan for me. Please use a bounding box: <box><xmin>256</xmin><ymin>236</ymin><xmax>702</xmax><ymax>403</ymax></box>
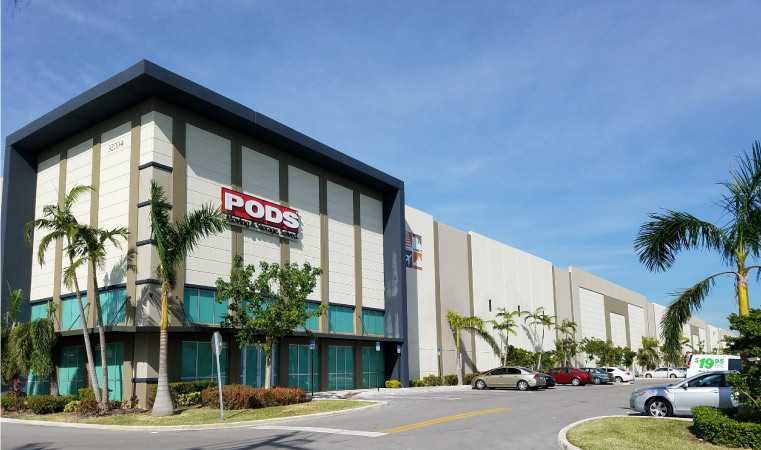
<box><xmin>629</xmin><ymin>371</ymin><xmax>737</xmax><ymax>417</ymax></box>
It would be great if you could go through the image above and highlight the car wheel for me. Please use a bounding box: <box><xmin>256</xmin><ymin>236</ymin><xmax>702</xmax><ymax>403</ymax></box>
<box><xmin>475</xmin><ymin>379</ymin><xmax>487</xmax><ymax>390</ymax></box>
<box><xmin>646</xmin><ymin>398</ymin><xmax>673</xmax><ymax>417</ymax></box>
<box><xmin>645</xmin><ymin>373</ymin><xmax>652</xmax><ymax>378</ymax></box>
<box><xmin>571</xmin><ymin>377</ymin><xmax>581</xmax><ymax>386</ymax></box>
<box><xmin>615</xmin><ymin>376</ymin><xmax>623</xmax><ymax>382</ymax></box>
<box><xmin>669</xmin><ymin>374</ymin><xmax>676</xmax><ymax>378</ymax></box>
<box><xmin>593</xmin><ymin>377</ymin><xmax>601</xmax><ymax>385</ymax></box>
<box><xmin>517</xmin><ymin>380</ymin><xmax>529</xmax><ymax>391</ymax></box>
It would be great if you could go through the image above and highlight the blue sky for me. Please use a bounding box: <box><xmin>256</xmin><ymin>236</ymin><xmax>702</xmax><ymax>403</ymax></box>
<box><xmin>3</xmin><ymin>1</ymin><xmax>760</xmax><ymax>330</ymax></box>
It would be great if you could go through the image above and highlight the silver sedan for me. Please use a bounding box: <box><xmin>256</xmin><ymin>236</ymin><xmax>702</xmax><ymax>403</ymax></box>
<box><xmin>629</xmin><ymin>371</ymin><xmax>737</xmax><ymax>417</ymax></box>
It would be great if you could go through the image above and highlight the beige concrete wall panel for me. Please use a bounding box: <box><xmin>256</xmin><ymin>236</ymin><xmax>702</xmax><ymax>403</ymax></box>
<box><xmin>435</xmin><ymin>223</ymin><xmax>474</xmax><ymax>375</ymax></box>
<box><xmin>651</xmin><ymin>302</ymin><xmax>667</xmax><ymax>342</ymax></box>
<box><xmin>185</xmin><ymin>124</ymin><xmax>232</xmax><ymax>287</ymax></box>
<box><xmin>288</xmin><ymin>166</ymin><xmax>321</xmax><ymax>293</ymax></box>
<box><xmin>96</xmin><ymin>122</ymin><xmax>132</xmax><ymax>288</ymax></box>
<box><xmin>360</xmin><ymin>194</ymin><xmax>384</xmax><ymax>310</ymax></box>
<box><xmin>552</xmin><ymin>267</ymin><xmax>574</xmax><ymax>336</ymax></box>
<box><xmin>327</xmin><ymin>181</ymin><xmax>355</xmax><ymax>306</ymax></box>
<box><xmin>135</xmin><ymin>284</ymin><xmax>162</xmax><ymax>326</ymax></box>
<box><xmin>242</xmin><ymin>229</ymin><xmax>280</xmax><ymax>267</ymax></box>
<box><xmin>242</xmin><ymin>146</ymin><xmax>279</xmax><ymax>202</ymax></box>
<box><xmin>404</xmin><ymin>206</ymin><xmax>438</xmax><ymax>379</ymax></box>
<box><xmin>579</xmin><ymin>288</ymin><xmax>607</xmax><ymax>340</ymax></box>
<box><xmin>61</xmin><ymin>140</ymin><xmax>94</xmax><ymax>295</ymax></box>
<box><xmin>627</xmin><ymin>304</ymin><xmax>646</xmax><ymax>351</ymax></box>
<box><xmin>139</xmin><ymin>111</ymin><xmax>173</xmax><ymax>167</ymax></box>
<box><xmin>29</xmin><ymin>154</ymin><xmax>61</xmax><ymax>300</ymax></box>
<box><xmin>138</xmin><ymin>166</ymin><xmax>173</xmax><ymax>206</ymax></box>
<box><xmin>609</xmin><ymin>312</ymin><xmax>627</xmax><ymax>347</ymax></box>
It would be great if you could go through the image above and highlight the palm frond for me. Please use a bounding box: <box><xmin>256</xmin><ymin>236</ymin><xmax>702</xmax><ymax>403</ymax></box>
<box><xmin>660</xmin><ymin>272</ymin><xmax>732</xmax><ymax>351</ymax></box>
<box><xmin>63</xmin><ymin>185</ymin><xmax>93</xmax><ymax>209</ymax></box>
<box><xmin>473</xmin><ymin>327</ymin><xmax>501</xmax><ymax>357</ymax></box>
<box><xmin>635</xmin><ymin>211</ymin><xmax>728</xmax><ymax>272</ymax></box>
<box><xmin>174</xmin><ymin>205</ymin><xmax>226</xmax><ymax>261</ymax></box>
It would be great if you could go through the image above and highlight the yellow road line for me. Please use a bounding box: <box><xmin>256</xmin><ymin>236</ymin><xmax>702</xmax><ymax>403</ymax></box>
<box><xmin>380</xmin><ymin>407</ymin><xmax>511</xmax><ymax>434</ymax></box>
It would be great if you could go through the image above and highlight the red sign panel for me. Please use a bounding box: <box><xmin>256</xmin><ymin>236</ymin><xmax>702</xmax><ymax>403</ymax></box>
<box><xmin>221</xmin><ymin>188</ymin><xmax>300</xmax><ymax>234</ymax></box>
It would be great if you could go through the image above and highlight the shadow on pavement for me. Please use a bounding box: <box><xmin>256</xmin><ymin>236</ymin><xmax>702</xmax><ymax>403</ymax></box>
<box><xmin>181</xmin><ymin>433</ymin><xmax>316</xmax><ymax>450</ymax></box>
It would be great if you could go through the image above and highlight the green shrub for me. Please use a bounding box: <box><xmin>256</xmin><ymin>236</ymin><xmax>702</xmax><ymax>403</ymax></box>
<box><xmin>692</xmin><ymin>406</ymin><xmax>761</xmax><ymax>449</ymax></box>
<box><xmin>409</xmin><ymin>379</ymin><xmax>425</xmax><ymax>387</ymax></box>
<box><xmin>76</xmin><ymin>397</ymin><xmax>100</xmax><ymax>413</ymax></box>
<box><xmin>78</xmin><ymin>388</ymin><xmax>94</xmax><ymax>400</ymax></box>
<box><xmin>1</xmin><ymin>391</ymin><xmax>26</xmax><ymax>411</ymax></box>
<box><xmin>177</xmin><ymin>392</ymin><xmax>201</xmax><ymax>406</ymax></box>
<box><xmin>422</xmin><ymin>374</ymin><xmax>441</xmax><ymax>386</ymax></box>
<box><xmin>463</xmin><ymin>373</ymin><xmax>480</xmax><ymax>385</ymax></box>
<box><xmin>250</xmin><ymin>387</ymin><xmax>306</xmax><ymax>408</ymax></box>
<box><xmin>201</xmin><ymin>385</ymin><xmax>306</xmax><ymax>410</ymax></box>
<box><xmin>443</xmin><ymin>374</ymin><xmax>459</xmax><ymax>386</ymax></box>
<box><xmin>64</xmin><ymin>400</ymin><xmax>80</xmax><ymax>413</ymax></box>
<box><xmin>201</xmin><ymin>384</ymin><xmax>256</xmax><ymax>410</ymax></box>
<box><xmin>385</xmin><ymin>380</ymin><xmax>402</xmax><ymax>389</ymax></box>
<box><xmin>26</xmin><ymin>395</ymin><xmax>75</xmax><ymax>414</ymax></box>
<box><xmin>148</xmin><ymin>380</ymin><xmax>218</xmax><ymax>408</ymax></box>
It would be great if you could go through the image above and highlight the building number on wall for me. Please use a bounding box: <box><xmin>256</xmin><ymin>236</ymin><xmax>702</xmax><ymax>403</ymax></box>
<box><xmin>107</xmin><ymin>139</ymin><xmax>124</xmax><ymax>152</ymax></box>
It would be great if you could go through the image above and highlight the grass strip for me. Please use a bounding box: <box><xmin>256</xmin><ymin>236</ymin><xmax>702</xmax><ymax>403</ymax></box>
<box><xmin>16</xmin><ymin>400</ymin><xmax>376</xmax><ymax>426</ymax></box>
<box><xmin>566</xmin><ymin>417</ymin><xmax>740</xmax><ymax>450</ymax></box>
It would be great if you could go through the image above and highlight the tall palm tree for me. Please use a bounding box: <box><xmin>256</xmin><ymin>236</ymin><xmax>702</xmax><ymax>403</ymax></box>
<box><xmin>555</xmin><ymin>318</ymin><xmax>578</xmax><ymax>366</ymax></box>
<box><xmin>446</xmin><ymin>310</ymin><xmax>499</xmax><ymax>385</ymax></box>
<box><xmin>25</xmin><ymin>185</ymin><xmax>102</xmax><ymax>405</ymax></box>
<box><xmin>491</xmin><ymin>308</ymin><xmax>519</xmax><ymax>365</ymax></box>
<box><xmin>148</xmin><ymin>181</ymin><xmax>225</xmax><ymax>417</ymax></box>
<box><xmin>522</xmin><ymin>307</ymin><xmax>556</xmax><ymax>370</ymax></box>
<box><xmin>71</xmin><ymin>225</ymin><xmax>129</xmax><ymax>406</ymax></box>
<box><xmin>635</xmin><ymin>141</ymin><xmax>761</xmax><ymax>353</ymax></box>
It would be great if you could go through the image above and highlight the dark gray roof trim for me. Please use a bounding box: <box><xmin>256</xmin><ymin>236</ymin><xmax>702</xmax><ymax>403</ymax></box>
<box><xmin>7</xmin><ymin>60</ymin><xmax>403</xmax><ymax>192</ymax></box>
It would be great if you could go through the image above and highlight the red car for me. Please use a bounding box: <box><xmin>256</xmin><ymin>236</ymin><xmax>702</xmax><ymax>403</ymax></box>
<box><xmin>546</xmin><ymin>367</ymin><xmax>591</xmax><ymax>386</ymax></box>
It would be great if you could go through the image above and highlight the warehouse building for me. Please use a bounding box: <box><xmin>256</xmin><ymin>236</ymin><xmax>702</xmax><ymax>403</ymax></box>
<box><xmin>2</xmin><ymin>61</ymin><xmax>407</xmax><ymax>404</ymax></box>
<box><xmin>2</xmin><ymin>61</ymin><xmax>733</xmax><ymax>404</ymax></box>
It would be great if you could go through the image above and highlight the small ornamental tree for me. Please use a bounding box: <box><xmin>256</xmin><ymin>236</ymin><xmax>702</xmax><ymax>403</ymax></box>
<box><xmin>218</xmin><ymin>255</ymin><xmax>325</xmax><ymax>389</ymax></box>
<box><xmin>725</xmin><ymin>308</ymin><xmax>761</xmax><ymax>420</ymax></box>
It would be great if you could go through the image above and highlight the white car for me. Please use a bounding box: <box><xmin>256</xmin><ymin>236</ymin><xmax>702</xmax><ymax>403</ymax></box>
<box><xmin>643</xmin><ymin>367</ymin><xmax>686</xmax><ymax>379</ymax></box>
<box><xmin>601</xmin><ymin>366</ymin><xmax>635</xmax><ymax>382</ymax></box>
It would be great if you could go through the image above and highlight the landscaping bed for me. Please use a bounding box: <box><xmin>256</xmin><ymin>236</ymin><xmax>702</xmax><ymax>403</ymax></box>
<box><xmin>9</xmin><ymin>400</ymin><xmax>376</xmax><ymax>426</ymax></box>
<box><xmin>566</xmin><ymin>417</ymin><xmax>747</xmax><ymax>450</ymax></box>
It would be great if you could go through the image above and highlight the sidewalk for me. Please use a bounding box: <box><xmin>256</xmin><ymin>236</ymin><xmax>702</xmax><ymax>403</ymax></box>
<box><xmin>311</xmin><ymin>384</ymin><xmax>472</xmax><ymax>400</ymax></box>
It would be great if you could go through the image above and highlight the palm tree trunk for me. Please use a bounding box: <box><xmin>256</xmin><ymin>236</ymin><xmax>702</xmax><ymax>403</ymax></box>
<box><xmin>536</xmin><ymin>328</ymin><xmax>544</xmax><ymax>370</ymax></box>
<box><xmin>738</xmin><ymin>271</ymin><xmax>750</xmax><ymax>316</ymax></box>
<box><xmin>455</xmin><ymin>330</ymin><xmax>462</xmax><ymax>385</ymax></box>
<box><xmin>92</xmin><ymin>274</ymin><xmax>108</xmax><ymax>413</ymax></box>
<box><xmin>71</xmin><ymin>270</ymin><xmax>102</xmax><ymax>405</ymax></box>
<box><xmin>152</xmin><ymin>289</ymin><xmax>173</xmax><ymax>417</ymax></box>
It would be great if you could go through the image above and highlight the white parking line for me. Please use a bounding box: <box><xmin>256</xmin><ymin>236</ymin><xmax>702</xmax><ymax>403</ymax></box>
<box><xmin>252</xmin><ymin>425</ymin><xmax>384</xmax><ymax>437</ymax></box>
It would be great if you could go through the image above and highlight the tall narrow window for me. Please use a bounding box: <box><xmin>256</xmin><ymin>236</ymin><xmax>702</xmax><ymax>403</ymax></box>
<box><xmin>61</xmin><ymin>296</ymin><xmax>87</xmax><ymax>330</ymax></box>
<box><xmin>329</xmin><ymin>305</ymin><xmax>354</xmax><ymax>333</ymax></box>
<box><xmin>362</xmin><ymin>346</ymin><xmax>385</xmax><ymax>388</ymax></box>
<box><xmin>328</xmin><ymin>346</ymin><xmax>354</xmax><ymax>390</ymax></box>
<box><xmin>361</xmin><ymin>309</ymin><xmax>384</xmax><ymax>335</ymax></box>
<box><xmin>181</xmin><ymin>341</ymin><xmax>227</xmax><ymax>384</ymax></box>
<box><xmin>288</xmin><ymin>344</ymin><xmax>319</xmax><ymax>391</ymax></box>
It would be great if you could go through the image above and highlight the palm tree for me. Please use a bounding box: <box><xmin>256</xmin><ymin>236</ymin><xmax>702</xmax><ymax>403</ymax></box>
<box><xmin>148</xmin><ymin>181</ymin><xmax>225</xmax><ymax>416</ymax></box>
<box><xmin>25</xmin><ymin>185</ymin><xmax>102</xmax><ymax>406</ymax></box>
<box><xmin>555</xmin><ymin>318</ymin><xmax>578</xmax><ymax>366</ymax></box>
<box><xmin>491</xmin><ymin>308</ymin><xmax>519</xmax><ymax>364</ymax></box>
<box><xmin>635</xmin><ymin>142</ymin><xmax>761</xmax><ymax>353</ymax></box>
<box><xmin>70</xmin><ymin>224</ymin><xmax>129</xmax><ymax>406</ymax></box>
<box><xmin>638</xmin><ymin>336</ymin><xmax>660</xmax><ymax>370</ymax></box>
<box><xmin>522</xmin><ymin>306</ymin><xmax>556</xmax><ymax>370</ymax></box>
<box><xmin>446</xmin><ymin>310</ymin><xmax>500</xmax><ymax>385</ymax></box>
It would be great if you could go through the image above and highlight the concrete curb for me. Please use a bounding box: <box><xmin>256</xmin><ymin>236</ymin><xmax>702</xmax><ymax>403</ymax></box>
<box><xmin>0</xmin><ymin>400</ymin><xmax>386</xmax><ymax>432</ymax></box>
<box><xmin>556</xmin><ymin>415</ymin><xmax>693</xmax><ymax>450</ymax></box>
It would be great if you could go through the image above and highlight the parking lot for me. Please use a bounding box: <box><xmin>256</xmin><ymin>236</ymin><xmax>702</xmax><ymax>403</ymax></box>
<box><xmin>1</xmin><ymin>379</ymin><xmax>670</xmax><ymax>450</ymax></box>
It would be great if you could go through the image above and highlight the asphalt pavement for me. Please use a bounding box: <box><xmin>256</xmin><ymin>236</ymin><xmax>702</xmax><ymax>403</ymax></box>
<box><xmin>1</xmin><ymin>378</ymin><xmax>671</xmax><ymax>450</ymax></box>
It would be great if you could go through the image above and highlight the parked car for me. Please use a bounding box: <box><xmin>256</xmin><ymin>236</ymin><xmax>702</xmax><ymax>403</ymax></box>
<box><xmin>630</xmin><ymin>371</ymin><xmax>737</xmax><ymax>417</ymax></box>
<box><xmin>546</xmin><ymin>367</ymin><xmax>591</xmax><ymax>386</ymax></box>
<box><xmin>542</xmin><ymin>374</ymin><xmax>556</xmax><ymax>388</ymax></box>
<box><xmin>601</xmin><ymin>366</ymin><xmax>635</xmax><ymax>382</ymax></box>
<box><xmin>471</xmin><ymin>366</ymin><xmax>547</xmax><ymax>391</ymax></box>
<box><xmin>579</xmin><ymin>367</ymin><xmax>614</xmax><ymax>385</ymax></box>
<box><xmin>686</xmin><ymin>354</ymin><xmax>741</xmax><ymax>378</ymax></box>
<box><xmin>643</xmin><ymin>367</ymin><xmax>686</xmax><ymax>378</ymax></box>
